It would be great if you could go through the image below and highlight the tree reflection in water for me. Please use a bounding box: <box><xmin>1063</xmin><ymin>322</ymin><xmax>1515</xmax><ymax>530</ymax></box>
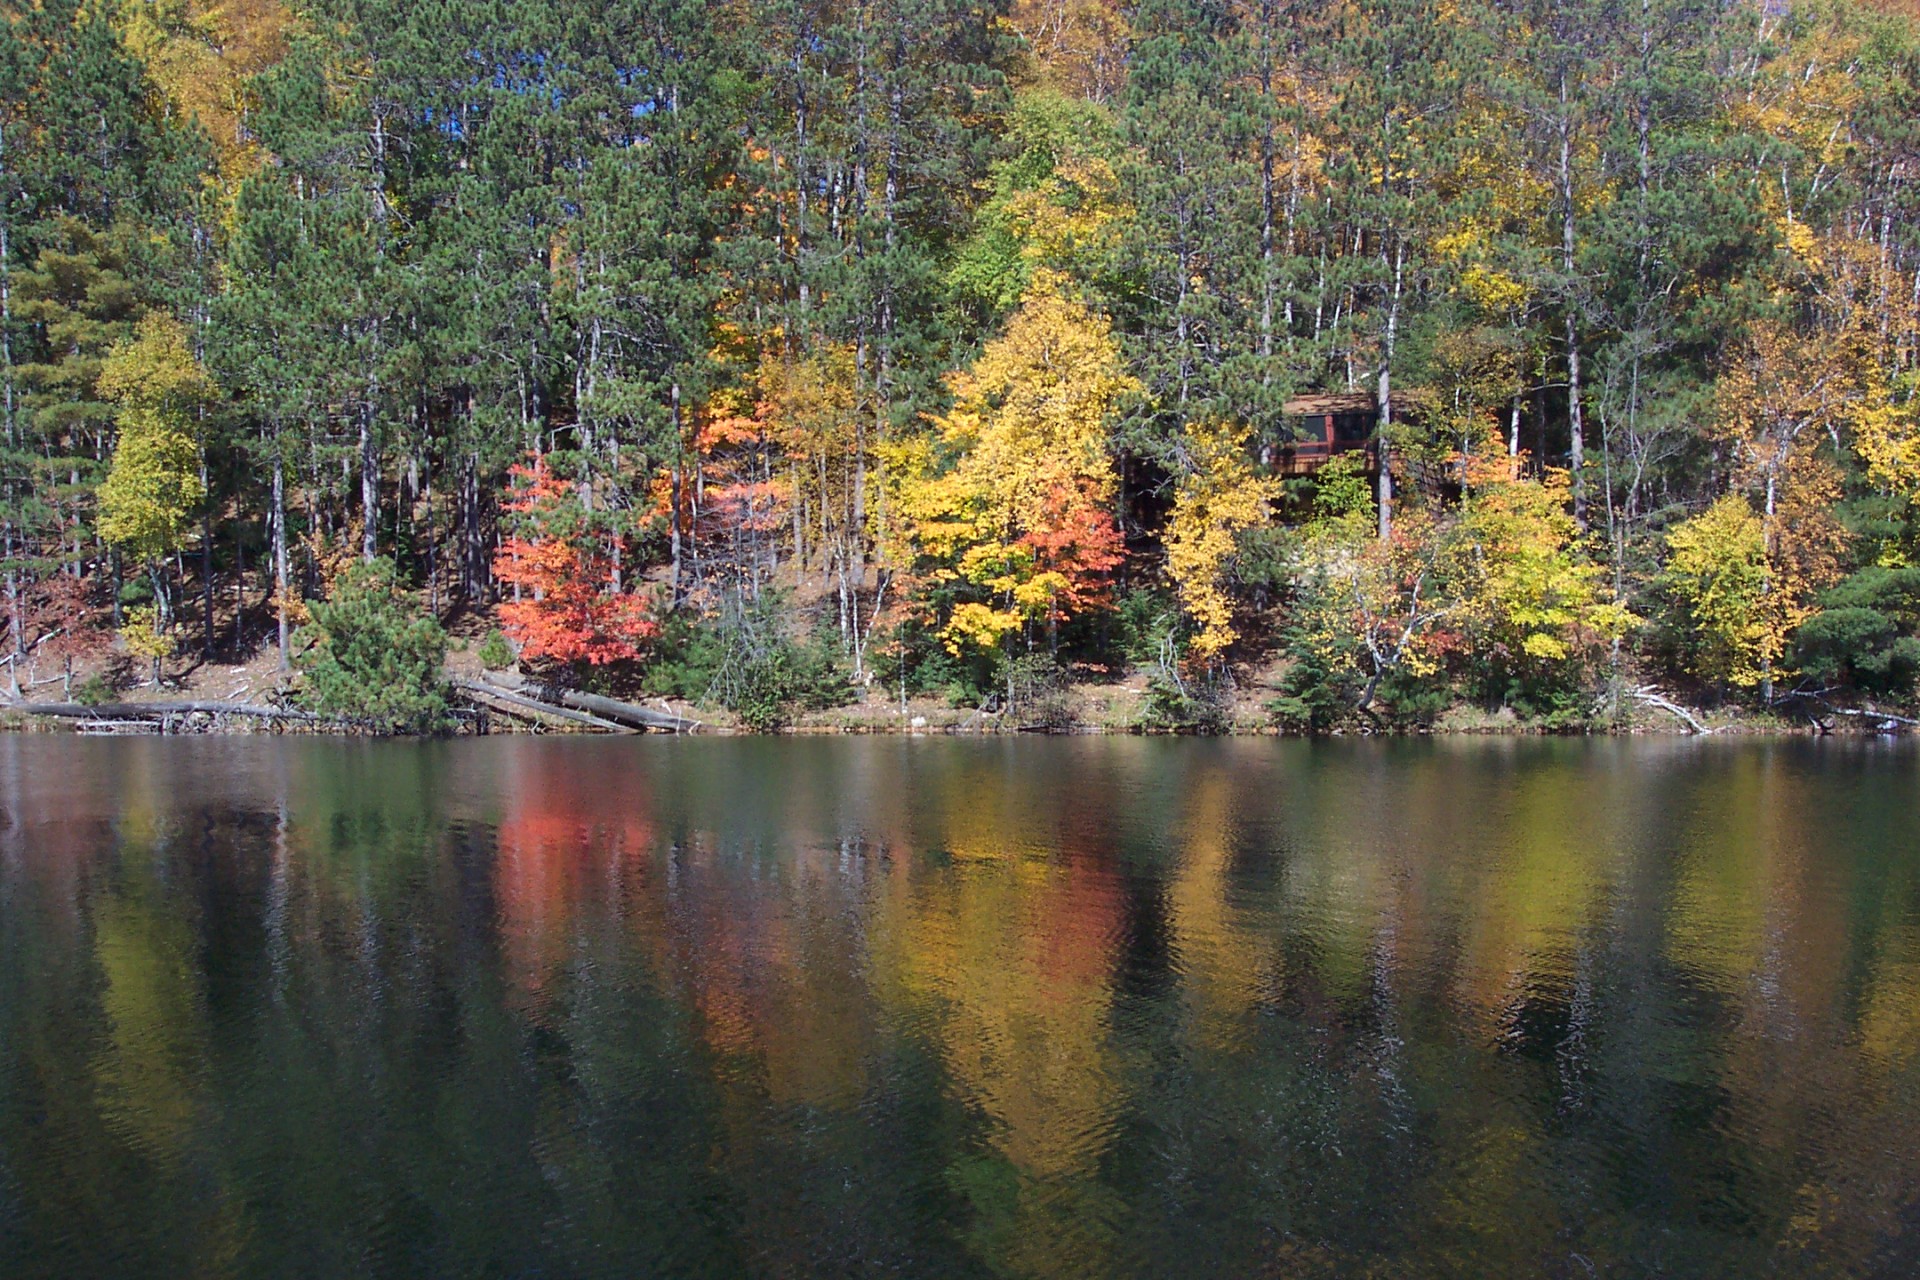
<box><xmin>1</xmin><ymin>736</ymin><xmax>1918</xmax><ymax>1278</ymax></box>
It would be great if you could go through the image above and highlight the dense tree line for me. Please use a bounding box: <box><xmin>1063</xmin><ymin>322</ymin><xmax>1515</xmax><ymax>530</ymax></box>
<box><xmin>5</xmin><ymin>0</ymin><xmax>1920</xmax><ymax>727</ymax></box>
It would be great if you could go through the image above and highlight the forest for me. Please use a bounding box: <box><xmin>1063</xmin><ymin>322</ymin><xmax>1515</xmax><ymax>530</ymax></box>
<box><xmin>6</xmin><ymin>0</ymin><xmax>1920</xmax><ymax>732</ymax></box>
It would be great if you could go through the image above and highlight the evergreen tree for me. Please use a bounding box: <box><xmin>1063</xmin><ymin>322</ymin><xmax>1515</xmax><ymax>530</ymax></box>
<box><xmin>295</xmin><ymin>556</ymin><xmax>450</xmax><ymax>732</ymax></box>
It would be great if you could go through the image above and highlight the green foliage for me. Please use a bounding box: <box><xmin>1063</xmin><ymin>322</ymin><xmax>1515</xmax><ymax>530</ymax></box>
<box><xmin>72</xmin><ymin>674</ymin><xmax>113</xmax><ymax>708</ymax></box>
<box><xmin>476</xmin><ymin>630</ymin><xmax>516</xmax><ymax>672</ymax></box>
<box><xmin>1268</xmin><ymin>642</ymin><xmax>1361</xmax><ymax>734</ymax></box>
<box><xmin>1268</xmin><ymin>645</ymin><xmax>1458</xmax><ymax>733</ymax></box>
<box><xmin>1311</xmin><ymin>455</ymin><xmax>1376</xmax><ymax>522</ymax></box>
<box><xmin>1112</xmin><ymin>585</ymin><xmax>1183</xmax><ymax>667</ymax></box>
<box><xmin>1369</xmin><ymin>668</ymin><xmax>1455</xmax><ymax>730</ymax></box>
<box><xmin>1002</xmin><ymin>652</ymin><xmax>1075</xmax><ymax>730</ymax></box>
<box><xmin>1140</xmin><ymin>666</ymin><xmax>1233</xmax><ymax>735</ymax></box>
<box><xmin>697</xmin><ymin>592</ymin><xmax>853</xmax><ymax>731</ymax></box>
<box><xmin>1792</xmin><ymin>566</ymin><xmax>1920</xmax><ymax>704</ymax></box>
<box><xmin>948</xmin><ymin>89</ymin><xmax>1124</xmax><ymax>328</ymax></box>
<box><xmin>874</xmin><ymin>616</ymin><xmax>1002</xmax><ymax>707</ymax></box>
<box><xmin>294</xmin><ymin>559</ymin><xmax>450</xmax><ymax>734</ymax></box>
<box><xmin>637</xmin><ymin>611</ymin><xmax>731</xmax><ymax>702</ymax></box>
<box><xmin>1481</xmin><ymin>670</ymin><xmax>1596</xmax><ymax>731</ymax></box>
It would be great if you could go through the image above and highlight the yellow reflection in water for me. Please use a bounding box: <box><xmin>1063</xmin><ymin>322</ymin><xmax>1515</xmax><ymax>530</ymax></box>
<box><xmin>1167</xmin><ymin>765</ymin><xmax>1274</xmax><ymax>1051</ymax></box>
<box><xmin>869</xmin><ymin>804</ymin><xmax>1128</xmax><ymax>1277</ymax></box>
<box><xmin>1859</xmin><ymin>921</ymin><xmax>1920</xmax><ymax>1069</ymax></box>
<box><xmin>1457</xmin><ymin>763</ymin><xmax>1610</xmax><ymax>1035</ymax></box>
<box><xmin>91</xmin><ymin>816</ymin><xmax>205</xmax><ymax>1166</ymax></box>
<box><xmin>1667</xmin><ymin>754</ymin><xmax>1773</xmax><ymax>994</ymax></box>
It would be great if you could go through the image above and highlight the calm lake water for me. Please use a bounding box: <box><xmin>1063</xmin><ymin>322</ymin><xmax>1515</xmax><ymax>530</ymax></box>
<box><xmin>0</xmin><ymin>736</ymin><xmax>1918</xmax><ymax>1278</ymax></box>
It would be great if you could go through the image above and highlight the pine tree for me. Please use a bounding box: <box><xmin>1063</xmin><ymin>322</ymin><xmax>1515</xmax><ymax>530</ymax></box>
<box><xmin>1324</xmin><ymin>0</ymin><xmax>1475</xmax><ymax>538</ymax></box>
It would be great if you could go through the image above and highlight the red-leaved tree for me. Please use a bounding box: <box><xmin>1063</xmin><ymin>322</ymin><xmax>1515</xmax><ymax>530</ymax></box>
<box><xmin>493</xmin><ymin>455</ymin><xmax>658</xmax><ymax>666</ymax></box>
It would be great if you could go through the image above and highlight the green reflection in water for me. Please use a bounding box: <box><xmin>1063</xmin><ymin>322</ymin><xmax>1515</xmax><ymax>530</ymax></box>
<box><xmin>0</xmin><ymin>736</ymin><xmax>1918</xmax><ymax>1278</ymax></box>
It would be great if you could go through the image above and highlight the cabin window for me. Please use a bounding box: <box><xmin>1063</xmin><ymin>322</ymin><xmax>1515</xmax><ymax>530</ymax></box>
<box><xmin>1281</xmin><ymin>418</ymin><xmax>1324</xmax><ymax>445</ymax></box>
<box><xmin>1331</xmin><ymin>412</ymin><xmax>1372</xmax><ymax>444</ymax></box>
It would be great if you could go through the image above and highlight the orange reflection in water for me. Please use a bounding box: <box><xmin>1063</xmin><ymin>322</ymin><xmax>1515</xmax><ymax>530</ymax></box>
<box><xmin>492</xmin><ymin>750</ymin><xmax>658</xmax><ymax>1014</ymax></box>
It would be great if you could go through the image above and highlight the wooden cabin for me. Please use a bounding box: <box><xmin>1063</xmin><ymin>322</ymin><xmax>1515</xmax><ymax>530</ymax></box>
<box><xmin>1267</xmin><ymin>391</ymin><xmax>1436</xmax><ymax>475</ymax></box>
<box><xmin>1269</xmin><ymin>392</ymin><xmax>1391</xmax><ymax>477</ymax></box>
<box><xmin>1270</xmin><ymin>392</ymin><xmax>1460</xmax><ymax>506</ymax></box>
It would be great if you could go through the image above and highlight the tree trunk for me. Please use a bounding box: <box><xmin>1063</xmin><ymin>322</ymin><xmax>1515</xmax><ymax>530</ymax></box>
<box><xmin>1257</xmin><ymin>2</ymin><xmax>1277</xmax><ymax>366</ymax></box>
<box><xmin>1559</xmin><ymin>71</ymin><xmax>1586</xmax><ymax>525</ymax></box>
<box><xmin>669</xmin><ymin>383</ymin><xmax>685</xmax><ymax>603</ymax></box>
<box><xmin>273</xmin><ymin>449</ymin><xmax>290</xmax><ymax>671</ymax></box>
<box><xmin>201</xmin><ymin>473</ymin><xmax>215</xmax><ymax>658</ymax></box>
<box><xmin>1377</xmin><ymin>242</ymin><xmax>1405</xmax><ymax>541</ymax></box>
<box><xmin>359</xmin><ymin>399</ymin><xmax>379</xmax><ymax>561</ymax></box>
<box><xmin>1</xmin><ymin>177</ymin><xmax>17</xmax><ymax>666</ymax></box>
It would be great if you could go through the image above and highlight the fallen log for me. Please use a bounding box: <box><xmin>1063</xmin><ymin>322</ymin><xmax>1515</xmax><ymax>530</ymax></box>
<box><xmin>10</xmin><ymin>699</ymin><xmax>324</xmax><ymax>723</ymax></box>
<box><xmin>453</xmin><ymin>679</ymin><xmax>636</xmax><ymax>734</ymax></box>
<box><xmin>485</xmin><ymin>674</ymin><xmax>701</xmax><ymax>733</ymax></box>
<box><xmin>78</xmin><ymin>719</ymin><xmax>163</xmax><ymax>735</ymax></box>
<box><xmin>1626</xmin><ymin>687</ymin><xmax>1714</xmax><ymax>736</ymax></box>
<box><xmin>1826</xmin><ymin>707</ymin><xmax>1920</xmax><ymax>731</ymax></box>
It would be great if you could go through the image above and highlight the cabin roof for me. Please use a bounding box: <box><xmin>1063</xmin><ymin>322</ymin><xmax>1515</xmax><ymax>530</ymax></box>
<box><xmin>1283</xmin><ymin>393</ymin><xmax>1377</xmax><ymax>416</ymax></box>
<box><xmin>1282</xmin><ymin>392</ymin><xmax>1421</xmax><ymax>417</ymax></box>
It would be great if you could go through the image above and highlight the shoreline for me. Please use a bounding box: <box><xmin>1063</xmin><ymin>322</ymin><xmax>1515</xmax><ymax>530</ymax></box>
<box><xmin>0</xmin><ymin>705</ymin><xmax>1897</xmax><ymax>739</ymax></box>
<box><xmin>5</xmin><ymin>664</ymin><xmax>1904</xmax><ymax>740</ymax></box>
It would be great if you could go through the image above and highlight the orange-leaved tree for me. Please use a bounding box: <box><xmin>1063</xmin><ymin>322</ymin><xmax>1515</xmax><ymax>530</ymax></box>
<box><xmin>1017</xmin><ymin>478</ymin><xmax>1125</xmax><ymax>627</ymax></box>
<box><xmin>493</xmin><ymin>455</ymin><xmax>657</xmax><ymax>667</ymax></box>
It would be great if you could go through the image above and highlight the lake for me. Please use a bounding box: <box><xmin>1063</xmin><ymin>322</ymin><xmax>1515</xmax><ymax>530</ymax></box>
<box><xmin>0</xmin><ymin>735</ymin><xmax>1917</xmax><ymax>1278</ymax></box>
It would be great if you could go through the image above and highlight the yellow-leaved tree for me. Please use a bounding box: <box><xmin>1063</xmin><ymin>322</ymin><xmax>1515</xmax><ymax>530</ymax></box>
<box><xmin>895</xmin><ymin>269</ymin><xmax>1136</xmax><ymax>656</ymax></box>
<box><xmin>1449</xmin><ymin>457</ymin><xmax>1634</xmax><ymax>668</ymax></box>
<box><xmin>1853</xmin><ymin>374</ymin><xmax>1920</xmax><ymax>545</ymax></box>
<box><xmin>98</xmin><ymin>313</ymin><xmax>213</xmax><ymax>640</ymax></box>
<box><xmin>1165</xmin><ymin>420</ymin><xmax>1276</xmax><ymax>660</ymax></box>
<box><xmin>114</xmin><ymin>0</ymin><xmax>294</xmax><ymax>180</ymax></box>
<box><xmin>1663</xmin><ymin>467</ymin><xmax>1843</xmax><ymax>696</ymax></box>
<box><xmin>1663</xmin><ymin>495</ymin><xmax>1771</xmax><ymax>689</ymax></box>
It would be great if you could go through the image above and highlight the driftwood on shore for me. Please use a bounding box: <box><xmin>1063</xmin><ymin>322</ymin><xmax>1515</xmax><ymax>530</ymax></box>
<box><xmin>477</xmin><ymin>674</ymin><xmax>702</xmax><ymax>733</ymax></box>
<box><xmin>9</xmin><ymin>699</ymin><xmax>325</xmax><ymax>724</ymax></box>
<box><xmin>452</xmin><ymin>679</ymin><xmax>638</xmax><ymax>734</ymax></box>
<box><xmin>1823</xmin><ymin>707</ymin><xmax>1920</xmax><ymax>731</ymax></box>
<box><xmin>6</xmin><ymin>677</ymin><xmax>701</xmax><ymax>735</ymax></box>
<box><xmin>1626</xmin><ymin>686</ymin><xmax>1715</xmax><ymax>735</ymax></box>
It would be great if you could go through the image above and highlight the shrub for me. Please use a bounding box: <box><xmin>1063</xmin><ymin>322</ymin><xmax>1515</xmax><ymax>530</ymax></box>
<box><xmin>119</xmin><ymin>604</ymin><xmax>173</xmax><ymax>687</ymax></box>
<box><xmin>1267</xmin><ymin>641</ymin><xmax>1357</xmax><ymax>733</ymax></box>
<box><xmin>1267</xmin><ymin>636</ymin><xmax>1457</xmax><ymax>732</ymax></box>
<box><xmin>1791</xmin><ymin>566</ymin><xmax>1920</xmax><ymax>704</ymax></box>
<box><xmin>1370</xmin><ymin>668</ymin><xmax>1453</xmax><ymax>729</ymax></box>
<box><xmin>1113</xmin><ymin>585</ymin><xmax>1182</xmax><ymax>666</ymax></box>
<box><xmin>701</xmin><ymin>591</ymin><xmax>853</xmax><ymax>730</ymax></box>
<box><xmin>1002</xmin><ymin>652</ymin><xmax>1075</xmax><ymax>730</ymax></box>
<box><xmin>295</xmin><ymin>558</ymin><xmax>450</xmax><ymax>733</ymax></box>
<box><xmin>476</xmin><ymin>629</ymin><xmax>516</xmax><ymax>671</ymax></box>
<box><xmin>637</xmin><ymin>611</ymin><xmax>728</xmax><ymax>701</ymax></box>
<box><xmin>72</xmin><ymin>674</ymin><xmax>114</xmax><ymax>708</ymax></box>
<box><xmin>1141</xmin><ymin>665</ymin><xmax>1233</xmax><ymax>734</ymax></box>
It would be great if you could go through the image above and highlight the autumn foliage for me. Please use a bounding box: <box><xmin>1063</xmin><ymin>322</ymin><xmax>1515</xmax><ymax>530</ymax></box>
<box><xmin>18</xmin><ymin>0</ymin><xmax>1920</xmax><ymax>729</ymax></box>
<box><xmin>891</xmin><ymin>272</ymin><xmax>1136</xmax><ymax>656</ymax></box>
<box><xmin>1018</xmin><ymin>480</ymin><xmax>1125</xmax><ymax>622</ymax></box>
<box><xmin>494</xmin><ymin>456</ymin><xmax>657</xmax><ymax>667</ymax></box>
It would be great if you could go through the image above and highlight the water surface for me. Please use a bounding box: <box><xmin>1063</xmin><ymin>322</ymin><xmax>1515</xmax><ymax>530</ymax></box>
<box><xmin>1</xmin><ymin>735</ymin><xmax>1918</xmax><ymax>1278</ymax></box>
